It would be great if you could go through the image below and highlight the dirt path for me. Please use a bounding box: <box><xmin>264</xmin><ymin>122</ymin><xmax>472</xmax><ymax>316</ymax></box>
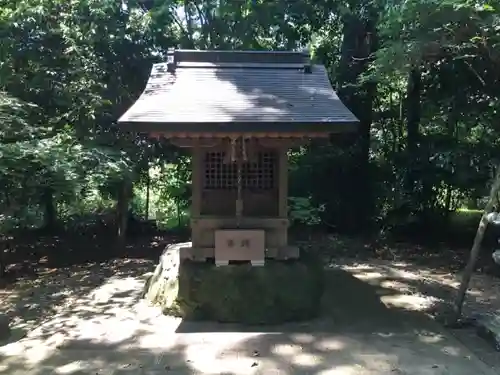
<box><xmin>0</xmin><ymin>256</ymin><xmax>499</xmax><ymax>374</ymax></box>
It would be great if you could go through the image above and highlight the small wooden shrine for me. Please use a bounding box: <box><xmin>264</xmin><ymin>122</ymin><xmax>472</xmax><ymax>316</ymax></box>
<box><xmin>118</xmin><ymin>49</ymin><xmax>357</xmax><ymax>266</ymax></box>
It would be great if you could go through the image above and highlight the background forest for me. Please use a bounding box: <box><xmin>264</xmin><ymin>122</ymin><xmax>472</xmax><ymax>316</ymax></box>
<box><xmin>1</xmin><ymin>0</ymin><xmax>500</xmax><ymax>274</ymax></box>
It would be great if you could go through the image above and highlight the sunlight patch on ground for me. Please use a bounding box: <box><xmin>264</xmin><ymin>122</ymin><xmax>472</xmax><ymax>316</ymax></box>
<box><xmin>0</xmin><ymin>272</ymin><xmax>182</xmax><ymax>367</ymax></box>
<box><xmin>380</xmin><ymin>279</ymin><xmax>413</xmax><ymax>293</ymax></box>
<box><xmin>292</xmin><ymin>352</ymin><xmax>322</xmax><ymax>367</ymax></box>
<box><xmin>292</xmin><ymin>333</ymin><xmax>315</xmax><ymax>344</ymax></box>
<box><xmin>182</xmin><ymin>332</ymin><xmax>269</xmax><ymax>375</ymax></box>
<box><xmin>4</xmin><ymin>338</ymin><xmax>57</xmax><ymax>366</ymax></box>
<box><xmin>272</xmin><ymin>343</ymin><xmax>300</xmax><ymax>356</ymax></box>
<box><xmin>53</xmin><ymin>360</ymin><xmax>84</xmax><ymax>374</ymax></box>
<box><xmin>441</xmin><ymin>345</ymin><xmax>462</xmax><ymax>356</ymax></box>
<box><xmin>187</xmin><ymin>352</ymin><xmax>259</xmax><ymax>374</ymax></box>
<box><xmin>314</xmin><ymin>338</ymin><xmax>346</xmax><ymax>352</ymax></box>
<box><xmin>317</xmin><ymin>365</ymin><xmax>361</xmax><ymax>375</ymax></box>
<box><xmin>338</xmin><ymin>262</ymin><xmax>442</xmax><ymax>311</ymax></box>
<box><xmin>417</xmin><ymin>333</ymin><xmax>444</xmax><ymax>344</ymax></box>
<box><xmin>381</xmin><ymin>293</ymin><xmax>439</xmax><ymax>310</ymax></box>
<box><xmin>351</xmin><ymin>271</ymin><xmax>384</xmax><ymax>281</ymax></box>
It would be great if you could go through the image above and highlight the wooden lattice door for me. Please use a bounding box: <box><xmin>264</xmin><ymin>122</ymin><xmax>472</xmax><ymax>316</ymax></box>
<box><xmin>201</xmin><ymin>149</ymin><xmax>278</xmax><ymax>217</ymax></box>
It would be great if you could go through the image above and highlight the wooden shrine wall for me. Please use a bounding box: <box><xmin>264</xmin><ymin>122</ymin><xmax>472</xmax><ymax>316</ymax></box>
<box><xmin>199</xmin><ymin>144</ymin><xmax>279</xmax><ymax>217</ymax></box>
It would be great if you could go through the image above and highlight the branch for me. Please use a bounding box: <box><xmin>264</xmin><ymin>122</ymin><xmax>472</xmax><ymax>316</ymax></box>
<box><xmin>351</xmin><ymin>56</ymin><xmax>372</xmax><ymax>61</ymax></box>
<box><xmin>463</xmin><ymin>60</ymin><xmax>486</xmax><ymax>86</ymax></box>
<box><xmin>169</xmin><ymin>6</ymin><xmax>193</xmax><ymax>46</ymax></box>
<box><xmin>194</xmin><ymin>2</ymin><xmax>215</xmax><ymax>48</ymax></box>
<box><xmin>450</xmin><ymin>162</ymin><xmax>500</xmax><ymax>324</ymax></box>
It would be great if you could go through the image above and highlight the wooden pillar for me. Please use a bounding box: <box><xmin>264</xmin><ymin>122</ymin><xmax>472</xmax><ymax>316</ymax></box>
<box><xmin>276</xmin><ymin>146</ymin><xmax>296</xmax><ymax>255</ymax></box>
<box><xmin>278</xmin><ymin>147</ymin><xmax>288</xmax><ymax>219</ymax></box>
<box><xmin>190</xmin><ymin>145</ymin><xmax>203</xmax><ymax>250</ymax></box>
<box><xmin>191</xmin><ymin>145</ymin><xmax>202</xmax><ymax>218</ymax></box>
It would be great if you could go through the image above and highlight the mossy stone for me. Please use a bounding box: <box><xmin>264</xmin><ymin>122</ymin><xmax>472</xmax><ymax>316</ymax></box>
<box><xmin>0</xmin><ymin>314</ymin><xmax>10</xmax><ymax>340</ymax></box>
<box><xmin>144</xmin><ymin>244</ymin><xmax>324</xmax><ymax>325</ymax></box>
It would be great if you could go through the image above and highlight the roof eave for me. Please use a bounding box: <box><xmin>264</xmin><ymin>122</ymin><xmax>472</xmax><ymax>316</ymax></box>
<box><xmin>116</xmin><ymin>120</ymin><xmax>359</xmax><ymax>134</ymax></box>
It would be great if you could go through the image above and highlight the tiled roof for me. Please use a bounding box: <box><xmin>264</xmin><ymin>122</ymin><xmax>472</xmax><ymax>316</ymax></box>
<box><xmin>118</xmin><ymin>49</ymin><xmax>358</xmax><ymax>133</ymax></box>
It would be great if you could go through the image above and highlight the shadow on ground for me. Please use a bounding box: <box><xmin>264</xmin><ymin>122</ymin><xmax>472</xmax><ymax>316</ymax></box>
<box><xmin>176</xmin><ymin>267</ymin><xmax>432</xmax><ymax>334</ymax></box>
<box><xmin>0</xmin><ymin>232</ymin><xmax>183</xmax><ymax>334</ymax></box>
<box><xmin>0</xmin><ymin>235</ymin><xmax>499</xmax><ymax>374</ymax></box>
<box><xmin>1</xmin><ymin>265</ymin><xmax>493</xmax><ymax>374</ymax></box>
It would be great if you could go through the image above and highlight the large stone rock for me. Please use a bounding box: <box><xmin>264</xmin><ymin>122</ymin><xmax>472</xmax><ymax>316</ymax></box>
<box><xmin>0</xmin><ymin>313</ymin><xmax>10</xmax><ymax>340</ymax></box>
<box><xmin>143</xmin><ymin>243</ymin><xmax>324</xmax><ymax>325</ymax></box>
<box><xmin>475</xmin><ymin>312</ymin><xmax>500</xmax><ymax>351</ymax></box>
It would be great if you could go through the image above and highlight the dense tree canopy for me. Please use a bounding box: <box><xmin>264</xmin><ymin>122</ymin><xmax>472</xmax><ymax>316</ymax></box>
<box><xmin>1</xmin><ymin>0</ymin><xmax>499</xmax><ymax>250</ymax></box>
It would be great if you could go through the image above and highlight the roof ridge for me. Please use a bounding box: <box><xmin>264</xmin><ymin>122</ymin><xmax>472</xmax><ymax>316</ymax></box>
<box><xmin>168</xmin><ymin>48</ymin><xmax>310</xmax><ymax>65</ymax></box>
<box><xmin>164</xmin><ymin>48</ymin><xmax>312</xmax><ymax>73</ymax></box>
<box><xmin>174</xmin><ymin>62</ymin><xmax>309</xmax><ymax>70</ymax></box>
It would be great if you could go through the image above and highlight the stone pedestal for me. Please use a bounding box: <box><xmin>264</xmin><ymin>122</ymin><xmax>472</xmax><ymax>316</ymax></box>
<box><xmin>0</xmin><ymin>314</ymin><xmax>10</xmax><ymax>340</ymax></box>
<box><xmin>143</xmin><ymin>243</ymin><xmax>324</xmax><ymax>325</ymax></box>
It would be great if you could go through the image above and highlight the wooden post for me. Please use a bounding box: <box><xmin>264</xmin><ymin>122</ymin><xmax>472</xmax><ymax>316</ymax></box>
<box><xmin>277</xmin><ymin>146</ymin><xmax>289</xmax><ymax>249</ymax></box>
<box><xmin>190</xmin><ymin>145</ymin><xmax>203</xmax><ymax>249</ymax></box>
<box><xmin>191</xmin><ymin>145</ymin><xmax>202</xmax><ymax>218</ymax></box>
<box><xmin>451</xmin><ymin>163</ymin><xmax>500</xmax><ymax>323</ymax></box>
<box><xmin>278</xmin><ymin>147</ymin><xmax>288</xmax><ymax>218</ymax></box>
<box><xmin>235</xmin><ymin>158</ymin><xmax>243</xmax><ymax>227</ymax></box>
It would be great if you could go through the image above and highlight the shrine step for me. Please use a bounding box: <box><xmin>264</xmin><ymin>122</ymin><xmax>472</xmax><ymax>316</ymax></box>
<box><xmin>215</xmin><ymin>259</ymin><xmax>265</xmax><ymax>266</ymax></box>
<box><xmin>179</xmin><ymin>246</ymin><xmax>300</xmax><ymax>261</ymax></box>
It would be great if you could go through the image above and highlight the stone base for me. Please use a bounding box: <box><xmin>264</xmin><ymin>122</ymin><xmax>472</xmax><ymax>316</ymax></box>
<box><xmin>143</xmin><ymin>243</ymin><xmax>324</xmax><ymax>325</ymax></box>
<box><xmin>475</xmin><ymin>312</ymin><xmax>500</xmax><ymax>351</ymax></box>
<box><xmin>0</xmin><ymin>314</ymin><xmax>10</xmax><ymax>340</ymax></box>
<box><xmin>179</xmin><ymin>243</ymin><xmax>300</xmax><ymax>262</ymax></box>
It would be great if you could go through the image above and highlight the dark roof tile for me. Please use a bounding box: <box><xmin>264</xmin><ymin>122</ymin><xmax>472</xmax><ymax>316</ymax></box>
<box><xmin>118</xmin><ymin>50</ymin><xmax>358</xmax><ymax>132</ymax></box>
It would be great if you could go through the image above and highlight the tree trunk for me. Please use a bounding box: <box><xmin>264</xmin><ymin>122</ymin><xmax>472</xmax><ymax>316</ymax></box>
<box><xmin>444</xmin><ymin>99</ymin><xmax>458</xmax><ymax>217</ymax></box>
<box><xmin>0</xmin><ymin>238</ymin><xmax>5</xmax><ymax>278</ymax></box>
<box><xmin>116</xmin><ymin>180</ymin><xmax>132</xmax><ymax>247</ymax></box>
<box><xmin>398</xmin><ymin>91</ymin><xmax>404</xmax><ymax>152</ymax></box>
<box><xmin>451</xmin><ymin>163</ymin><xmax>500</xmax><ymax>323</ymax></box>
<box><xmin>405</xmin><ymin>68</ymin><xmax>421</xmax><ymax>193</ymax></box>
<box><xmin>183</xmin><ymin>0</ymin><xmax>196</xmax><ymax>48</ymax></box>
<box><xmin>444</xmin><ymin>185</ymin><xmax>453</xmax><ymax>213</ymax></box>
<box><xmin>336</xmin><ymin>13</ymin><xmax>378</xmax><ymax>232</ymax></box>
<box><xmin>42</xmin><ymin>187</ymin><xmax>57</xmax><ymax>231</ymax></box>
<box><xmin>145</xmin><ymin>170</ymin><xmax>150</xmax><ymax>221</ymax></box>
<box><xmin>177</xmin><ymin>200</ymin><xmax>181</xmax><ymax>228</ymax></box>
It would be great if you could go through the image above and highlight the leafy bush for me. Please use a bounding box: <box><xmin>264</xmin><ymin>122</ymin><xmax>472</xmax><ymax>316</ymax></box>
<box><xmin>288</xmin><ymin>196</ymin><xmax>325</xmax><ymax>226</ymax></box>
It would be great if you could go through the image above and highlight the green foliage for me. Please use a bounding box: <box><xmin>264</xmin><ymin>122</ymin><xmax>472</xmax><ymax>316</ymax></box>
<box><xmin>1</xmin><ymin>0</ymin><xmax>500</xmax><ymax>240</ymax></box>
<box><xmin>288</xmin><ymin>196</ymin><xmax>325</xmax><ymax>226</ymax></box>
